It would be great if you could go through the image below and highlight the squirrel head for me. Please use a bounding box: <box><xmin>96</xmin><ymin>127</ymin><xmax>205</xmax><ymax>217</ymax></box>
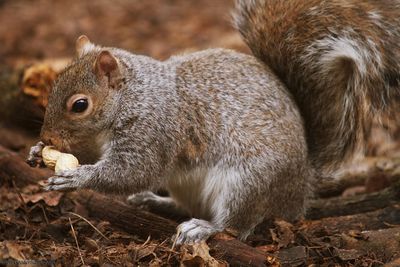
<box><xmin>40</xmin><ymin>35</ymin><xmax>123</xmax><ymax>164</ymax></box>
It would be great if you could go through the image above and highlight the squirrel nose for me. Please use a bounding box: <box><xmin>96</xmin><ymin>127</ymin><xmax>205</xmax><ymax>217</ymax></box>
<box><xmin>41</xmin><ymin>136</ymin><xmax>54</xmax><ymax>146</ymax></box>
<box><xmin>40</xmin><ymin>131</ymin><xmax>56</xmax><ymax>146</ymax></box>
<box><xmin>43</xmin><ymin>138</ymin><xmax>53</xmax><ymax>146</ymax></box>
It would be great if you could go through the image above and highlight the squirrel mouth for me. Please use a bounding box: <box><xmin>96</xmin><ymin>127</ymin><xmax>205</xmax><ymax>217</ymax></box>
<box><xmin>47</xmin><ymin>139</ymin><xmax>71</xmax><ymax>154</ymax></box>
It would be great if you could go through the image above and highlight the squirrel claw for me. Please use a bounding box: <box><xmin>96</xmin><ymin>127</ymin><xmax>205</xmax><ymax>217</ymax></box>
<box><xmin>45</xmin><ymin>176</ymin><xmax>78</xmax><ymax>191</ymax></box>
<box><xmin>44</xmin><ymin>176</ymin><xmax>77</xmax><ymax>191</ymax></box>
<box><xmin>45</xmin><ymin>166</ymin><xmax>92</xmax><ymax>191</ymax></box>
<box><xmin>176</xmin><ymin>218</ymin><xmax>219</xmax><ymax>245</ymax></box>
<box><xmin>44</xmin><ymin>184</ymin><xmax>75</xmax><ymax>192</ymax></box>
<box><xmin>26</xmin><ymin>159</ymin><xmax>38</xmax><ymax>167</ymax></box>
<box><xmin>45</xmin><ymin>171</ymin><xmax>79</xmax><ymax>191</ymax></box>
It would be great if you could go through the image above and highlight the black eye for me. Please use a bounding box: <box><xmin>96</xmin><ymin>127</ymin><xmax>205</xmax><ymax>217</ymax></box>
<box><xmin>71</xmin><ymin>98</ymin><xmax>88</xmax><ymax>113</ymax></box>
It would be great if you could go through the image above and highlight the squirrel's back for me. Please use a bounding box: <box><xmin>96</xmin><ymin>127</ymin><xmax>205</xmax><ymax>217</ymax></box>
<box><xmin>234</xmin><ymin>0</ymin><xmax>400</xmax><ymax>174</ymax></box>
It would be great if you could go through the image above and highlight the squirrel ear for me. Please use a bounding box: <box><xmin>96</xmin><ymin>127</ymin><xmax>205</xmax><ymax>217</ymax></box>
<box><xmin>76</xmin><ymin>35</ymin><xmax>96</xmax><ymax>57</ymax></box>
<box><xmin>94</xmin><ymin>50</ymin><xmax>121</xmax><ymax>87</ymax></box>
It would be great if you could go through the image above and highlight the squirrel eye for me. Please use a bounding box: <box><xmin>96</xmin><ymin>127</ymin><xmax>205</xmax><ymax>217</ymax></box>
<box><xmin>71</xmin><ymin>98</ymin><xmax>88</xmax><ymax>113</ymax></box>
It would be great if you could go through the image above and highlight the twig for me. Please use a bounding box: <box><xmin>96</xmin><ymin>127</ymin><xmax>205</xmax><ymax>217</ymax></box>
<box><xmin>167</xmin><ymin>228</ymin><xmax>180</xmax><ymax>263</ymax></box>
<box><xmin>40</xmin><ymin>204</ymin><xmax>49</xmax><ymax>224</ymax></box>
<box><xmin>133</xmin><ymin>235</ymin><xmax>152</xmax><ymax>262</ymax></box>
<box><xmin>11</xmin><ymin>179</ymin><xmax>29</xmax><ymax>214</ymax></box>
<box><xmin>68</xmin><ymin>211</ymin><xmax>110</xmax><ymax>241</ymax></box>
<box><xmin>69</xmin><ymin>217</ymin><xmax>85</xmax><ymax>266</ymax></box>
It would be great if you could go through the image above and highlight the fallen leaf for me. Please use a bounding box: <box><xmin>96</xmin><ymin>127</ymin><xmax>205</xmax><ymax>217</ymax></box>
<box><xmin>266</xmin><ymin>255</ymin><xmax>281</xmax><ymax>267</ymax></box>
<box><xmin>347</xmin><ymin>230</ymin><xmax>368</xmax><ymax>241</ymax></box>
<box><xmin>84</xmin><ymin>237</ymin><xmax>99</xmax><ymax>253</ymax></box>
<box><xmin>276</xmin><ymin>246</ymin><xmax>307</xmax><ymax>267</ymax></box>
<box><xmin>21</xmin><ymin>191</ymin><xmax>63</xmax><ymax>207</ymax></box>
<box><xmin>149</xmin><ymin>258</ymin><xmax>162</xmax><ymax>267</ymax></box>
<box><xmin>21</xmin><ymin>63</ymin><xmax>57</xmax><ymax>108</ymax></box>
<box><xmin>4</xmin><ymin>241</ymin><xmax>33</xmax><ymax>261</ymax></box>
<box><xmin>133</xmin><ymin>244</ymin><xmax>156</xmax><ymax>261</ymax></box>
<box><xmin>180</xmin><ymin>241</ymin><xmax>226</xmax><ymax>267</ymax></box>
<box><xmin>334</xmin><ymin>248</ymin><xmax>362</xmax><ymax>261</ymax></box>
<box><xmin>256</xmin><ymin>244</ymin><xmax>279</xmax><ymax>253</ymax></box>
<box><xmin>0</xmin><ymin>187</ymin><xmax>21</xmax><ymax>211</ymax></box>
<box><xmin>271</xmin><ymin>220</ymin><xmax>295</xmax><ymax>249</ymax></box>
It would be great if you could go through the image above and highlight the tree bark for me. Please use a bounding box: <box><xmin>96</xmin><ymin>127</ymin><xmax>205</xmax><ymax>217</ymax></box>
<box><xmin>0</xmin><ymin>145</ymin><xmax>51</xmax><ymax>187</ymax></box>
<box><xmin>73</xmin><ymin>191</ymin><xmax>268</xmax><ymax>267</ymax></box>
<box><xmin>300</xmin><ymin>205</ymin><xmax>400</xmax><ymax>236</ymax></box>
<box><xmin>308</xmin><ymin>181</ymin><xmax>400</xmax><ymax>219</ymax></box>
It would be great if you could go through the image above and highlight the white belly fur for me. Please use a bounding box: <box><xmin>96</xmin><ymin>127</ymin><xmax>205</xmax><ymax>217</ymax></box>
<box><xmin>166</xmin><ymin>163</ymin><xmax>240</xmax><ymax>221</ymax></box>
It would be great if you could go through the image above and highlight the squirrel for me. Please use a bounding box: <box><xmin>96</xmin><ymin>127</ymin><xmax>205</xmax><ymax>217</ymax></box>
<box><xmin>27</xmin><ymin>0</ymin><xmax>400</xmax><ymax>244</ymax></box>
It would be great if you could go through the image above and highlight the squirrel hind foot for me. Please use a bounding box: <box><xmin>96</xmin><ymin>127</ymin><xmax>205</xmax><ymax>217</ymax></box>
<box><xmin>175</xmin><ymin>218</ymin><xmax>221</xmax><ymax>245</ymax></box>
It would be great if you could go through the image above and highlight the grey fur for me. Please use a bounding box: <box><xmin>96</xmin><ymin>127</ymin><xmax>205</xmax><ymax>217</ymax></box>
<box><xmin>34</xmin><ymin>47</ymin><xmax>312</xmax><ymax>244</ymax></box>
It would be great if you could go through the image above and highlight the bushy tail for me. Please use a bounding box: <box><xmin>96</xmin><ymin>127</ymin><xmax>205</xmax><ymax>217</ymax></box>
<box><xmin>234</xmin><ymin>0</ymin><xmax>400</xmax><ymax>174</ymax></box>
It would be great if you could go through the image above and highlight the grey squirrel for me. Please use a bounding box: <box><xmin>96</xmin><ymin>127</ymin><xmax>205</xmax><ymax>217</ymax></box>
<box><xmin>27</xmin><ymin>0</ymin><xmax>400</xmax><ymax>244</ymax></box>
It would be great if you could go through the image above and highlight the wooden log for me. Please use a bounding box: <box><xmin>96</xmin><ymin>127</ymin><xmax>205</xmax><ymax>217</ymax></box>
<box><xmin>316</xmin><ymin>174</ymin><xmax>367</xmax><ymax>198</ymax></box>
<box><xmin>0</xmin><ymin>126</ymin><xmax>39</xmax><ymax>156</ymax></box>
<box><xmin>0</xmin><ymin>145</ymin><xmax>51</xmax><ymax>187</ymax></box>
<box><xmin>308</xmin><ymin>180</ymin><xmax>400</xmax><ymax>219</ymax></box>
<box><xmin>340</xmin><ymin>227</ymin><xmax>400</xmax><ymax>262</ymax></box>
<box><xmin>300</xmin><ymin>205</ymin><xmax>400</xmax><ymax>236</ymax></box>
<box><xmin>73</xmin><ymin>191</ymin><xmax>177</xmax><ymax>240</ymax></box>
<box><xmin>73</xmin><ymin>191</ymin><xmax>268</xmax><ymax>267</ymax></box>
<box><xmin>317</xmin><ymin>166</ymin><xmax>400</xmax><ymax>198</ymax></box>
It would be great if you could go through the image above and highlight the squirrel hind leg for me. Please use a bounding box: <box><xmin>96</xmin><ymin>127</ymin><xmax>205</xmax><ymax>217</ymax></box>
<box><xmin>127</xmin><ymin>191</ymin><xmax>189</xmax><ymax>219</ymax></box>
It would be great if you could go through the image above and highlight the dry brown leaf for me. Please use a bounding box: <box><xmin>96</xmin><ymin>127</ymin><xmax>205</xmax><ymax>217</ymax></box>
<box><xmin>4</xmin><ymin>241</ymin><xmax>33</xmax><ymax>261</ymax></box>
<box><xmin>21</xmin><ymin>191</ymin><xmax>63</xmax><ymax>206</ymax></box>
<box><xmin>0</xmin><ymin>242</ymin><xmax>10</xmax><ymax>259</ymax></box>
<box><xmin>276</xmin><ymin>246</ymin><xmax>307</xmax><ymax>266</ymax></box>
<box><xmin>0</xmin><ymin>187</ymin><xmax>21</xmax><ymax>211</ymax></box>
<box><xmin>334</xmin><ymin>248</ymin><xmax>362</xmax><ymax>261</ymax></box>
<box><xmin>266</xmin><ymin>255</ymin><xmax>281</xmax><ymax>267</ymax></box>
<box><xmin>256</xmin><ymin>244</ymin><xmax>279</xmax><ymax>253</ymax></box>
<box><xmin>149</xmin><ymin>258</ymin><xmax>163</xmax><ymax>267</ymax></box>
<box><xmin>83</xmin><ymin>237</ymin><xmax>99</xmax><ymax>253</ymax></box>
<box><xmin>347</xmin><ymin>230</ymin><xmax>368</xmax><ymax>240</ymax></box>
<box><xmin>21</xmin><ymin>63</ymin><xmax>57</xmax><ymax>108</ymax></box>
<box><xmin>21</xmin><ymin>184</ymin><xmax>41</xmax><ymax>194</ymax></box>
<box><xmin>134</xmin><ymin>244</ymin><xmax>156</xmax><ymax>261</ymax></box>
<box><xmin>272</xmin><ymin>220</ymin><xmax>295</xmax><ymax>249</ymax></box>
<box><xmin>180</xmin><ymin>241</ymin><xmax>226</xmax><ymax>267</ymax></box>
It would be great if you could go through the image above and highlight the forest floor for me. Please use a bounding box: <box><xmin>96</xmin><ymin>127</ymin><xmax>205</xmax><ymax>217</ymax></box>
<box><xmin>1</xmin><ymin>0</ymin><xmax>400</xmax><ymax>266</ymax></box>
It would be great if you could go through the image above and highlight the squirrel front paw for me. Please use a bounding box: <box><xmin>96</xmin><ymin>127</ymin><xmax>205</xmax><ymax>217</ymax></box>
<box><xmin>44</xmin><ymin>165</ymin><xmax>92</xmax><ymax>191</ymax></box>
<box><xmin>26</xmin><ymin>141</ymin><xmax>45</xmax><ymax>167</ymax></box>
<box><xmin>176</xmin><ymin>218</ymin><xmax>220</xmax><ymax>245</ymax></box>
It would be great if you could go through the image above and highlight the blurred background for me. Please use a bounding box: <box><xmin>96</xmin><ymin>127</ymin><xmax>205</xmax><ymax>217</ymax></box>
<box><xmin>0</xmin><ymin>0</ymin><xmax>246</xmax><ymax>65</ymax></box>
<box><xmin>1</xmin><ymin>0</ymin><xmax>400</xmax><ymax>160</ymax></box>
